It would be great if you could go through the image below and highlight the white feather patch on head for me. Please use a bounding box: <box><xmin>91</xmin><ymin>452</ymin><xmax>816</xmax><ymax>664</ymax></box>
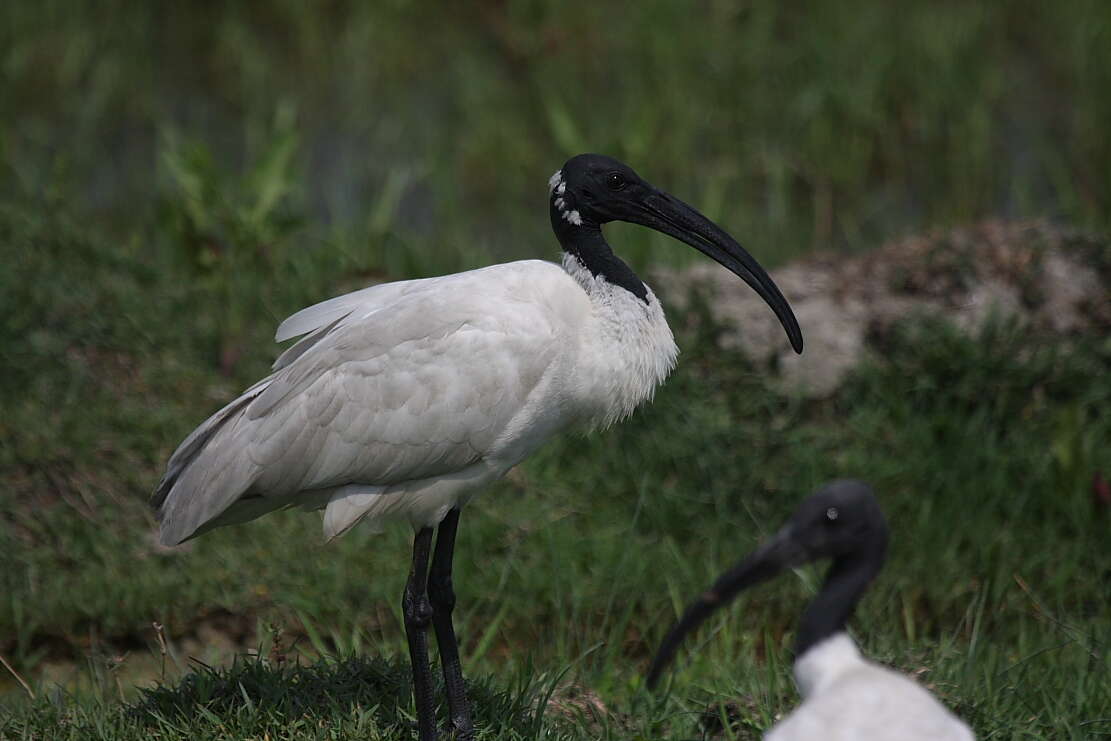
<box><xmin>549</xmin><ymin>168</ymin><xmax>582</xmax><ymax>226</ymax></box>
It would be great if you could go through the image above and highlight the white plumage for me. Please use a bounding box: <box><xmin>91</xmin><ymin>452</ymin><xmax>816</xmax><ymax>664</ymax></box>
<box><xmin>154</xmin><ymin>255</ymin><xmax>677</xmax><ymax>545</ymax></box>
<box><xmin>767</xmin><ymin>633</ymin><xmax>974</xmax><ymax>741</ymax></box>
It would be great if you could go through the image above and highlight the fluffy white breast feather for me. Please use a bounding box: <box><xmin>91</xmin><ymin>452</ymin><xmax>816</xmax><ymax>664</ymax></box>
<box><xmin>765</xmin><ymin>633</ymin><xmax>975</xmax><ymax>741</ymax></box>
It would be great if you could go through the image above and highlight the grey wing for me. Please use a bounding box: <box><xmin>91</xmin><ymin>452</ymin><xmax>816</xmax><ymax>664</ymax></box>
<box><xmin>154</xmin><ymin>271</ymin><xmax>568</xmax><ymax>546</ymax></box>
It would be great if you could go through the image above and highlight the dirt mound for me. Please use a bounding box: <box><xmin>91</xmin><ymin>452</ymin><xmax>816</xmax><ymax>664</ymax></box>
<box><xmin>663</xmin><ymin>221</ymin><xmax>1109</xmax><ymax>395</ymax></box>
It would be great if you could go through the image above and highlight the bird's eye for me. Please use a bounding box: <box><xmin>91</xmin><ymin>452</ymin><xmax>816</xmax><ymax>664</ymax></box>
<box><xmin>826</xmin><ymin>507</ymin><xmax>839</xmax><ymax>522</ymax></box>
<box><xmin>606</xmin><ymin>171</ymin><xmax>627</xmax><ymax>191</ymax></box>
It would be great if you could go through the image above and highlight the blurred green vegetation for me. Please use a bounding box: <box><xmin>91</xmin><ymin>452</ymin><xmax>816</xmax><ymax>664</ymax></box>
<box><xmin>3</xmin><ymin>1</ymin><xmax>1111</xmax><ymax>260</ymax></box>
<box><xmin>2</xmin><ymin>2</ymin><xmax>1110</xmax><ymax>739</ymax></box>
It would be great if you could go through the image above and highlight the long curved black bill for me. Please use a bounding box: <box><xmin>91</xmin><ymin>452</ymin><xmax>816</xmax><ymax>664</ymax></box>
<box><xmin>645</xmin><ymin>527</ymin><xmax>804</xmax><ymax>689</ymax></box>
<box><xmin>632</xmin><ymin>190</ymin><xmax>804</xmax><ymax>354</ymax></box>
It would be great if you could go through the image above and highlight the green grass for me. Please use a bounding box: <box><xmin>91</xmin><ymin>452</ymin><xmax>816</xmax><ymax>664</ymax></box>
<box><xmin>2</xmin><ymin>198</ymin><xmax>1109</xmax><ymax>738</ymax></box>
<box><xmin>2</xmin><ymin>2</ymin><xmax>1111</xmax><ymax>738</ymax></box>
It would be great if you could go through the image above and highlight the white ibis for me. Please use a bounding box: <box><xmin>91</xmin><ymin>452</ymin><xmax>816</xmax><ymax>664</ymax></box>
<box><xmin>646</xmin><ymin>480</ymin><xmax>974</xmax><ymax>741</ymax></box>
<box><xmin>152</xmin><ymin>153</ymin><xmax>803</xmax><ymax>740</ymax></box>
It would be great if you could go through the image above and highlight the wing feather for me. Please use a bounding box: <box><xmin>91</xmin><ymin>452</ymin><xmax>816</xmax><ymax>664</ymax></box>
<box><xmin>154</xmin><ymin>261</ymin><xmax>579</xmax><ymax>545</ymax></box>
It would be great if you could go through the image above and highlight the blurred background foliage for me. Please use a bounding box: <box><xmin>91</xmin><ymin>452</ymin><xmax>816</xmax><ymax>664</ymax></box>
<box><xmin>1</xmin><ymin>2</ymin><xmax>1109</xmax><ymax>738</ymax></box>
<box><xmin>3</xmin><ymin>0</ymin><xmax>1110</xmax><ymax>261</ymax></box>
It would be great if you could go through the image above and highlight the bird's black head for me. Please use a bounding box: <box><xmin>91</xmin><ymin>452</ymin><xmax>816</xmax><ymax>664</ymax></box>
<box><xmin>549</xmin><ymin>153</ymin><xmax>803</xmax><ymax>354</ymax></box>
<box><xmin>549</xmin><ymin>154</ymin><xmax>649</xmax><ymax>228</ymax></box>
<box><xmin>645</xmin><ymin>479</ymin><xmax>889</xmax><ymax>688</ymax></box>
<box><xmin>782</xmin><ymin>479</ymin><xmax>888</xmax><ymax>564</ymax></box>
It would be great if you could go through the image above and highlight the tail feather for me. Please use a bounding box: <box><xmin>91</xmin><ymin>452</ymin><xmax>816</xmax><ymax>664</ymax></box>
<box><xmin>152</xmin><ymin>377</ymin><xmax>272</xmax><ymax>545</ymax></box>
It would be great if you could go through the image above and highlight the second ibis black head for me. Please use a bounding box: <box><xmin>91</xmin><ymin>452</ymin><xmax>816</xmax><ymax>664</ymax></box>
<box><xmin>549</xmin><ymin>154</ymin><xmax>803</xmax><ymax>354</ymax></box>
<box><xmin>646</xmin><ymin>479</ymin><xmax>889</xmax><ymax>688</ymax></box>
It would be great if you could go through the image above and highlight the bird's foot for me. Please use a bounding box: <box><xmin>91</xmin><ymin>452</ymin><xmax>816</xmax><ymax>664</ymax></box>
<box><xmin>442</xmin><ymin>718</ymin><xmax>474</xmax><ymax>741</ymax></box>
<box><xmin>404</xmin><ymin>717</ymin><xmax>439</xmax><ymax>741</ymax></box>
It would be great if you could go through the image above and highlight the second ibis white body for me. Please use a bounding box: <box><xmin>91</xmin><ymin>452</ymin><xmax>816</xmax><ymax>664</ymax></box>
<box><xmin>767</xmin><ymin>633</ymin><xmax>973</xmax><ymax>740</ymax></box>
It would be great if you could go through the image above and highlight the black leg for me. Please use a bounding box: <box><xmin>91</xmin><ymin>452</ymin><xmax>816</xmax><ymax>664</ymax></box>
<box><xmin>403</xmin><ymin>527</ymin><xmax>438</xmax><ymax>741</ymax></box>
<box><xmin>428</xmin><ymin>508</ymin><xmax>474</xmax><ymax>740</ymax></box>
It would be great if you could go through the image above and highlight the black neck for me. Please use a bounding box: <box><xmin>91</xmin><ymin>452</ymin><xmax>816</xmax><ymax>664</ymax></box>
<box><xmin>795</xmin><ymin>546</ymin><xmax>885</xmax><ymax>658</ymax></box>
<box><xmin>550</xmin><ymin>206</ymin><xmax>648</xmax><ymax>302</ymax></box>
